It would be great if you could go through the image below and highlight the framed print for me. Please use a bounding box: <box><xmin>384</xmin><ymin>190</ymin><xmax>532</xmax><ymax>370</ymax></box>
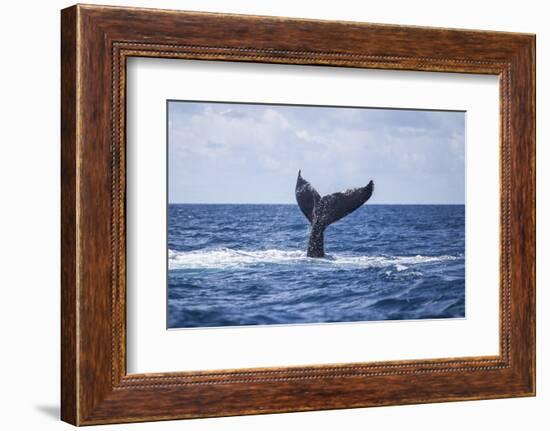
<box><xmin>61</xmin><ymin>4</ymin><xmax>536</xmax><ymax>425</ymax></box>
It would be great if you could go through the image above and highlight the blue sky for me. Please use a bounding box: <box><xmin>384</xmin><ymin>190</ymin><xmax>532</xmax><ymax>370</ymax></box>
<box><xmin>168</xmin><ymin>101</ymin><xmax>465</xmax><ymax>204</ymax></box>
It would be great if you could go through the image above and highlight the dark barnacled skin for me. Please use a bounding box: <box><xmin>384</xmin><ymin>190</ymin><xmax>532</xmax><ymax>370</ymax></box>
<box><xmin>295</xmin><ymin>170</ymin><xmax>374</xmax><ymax>258</ymax></box>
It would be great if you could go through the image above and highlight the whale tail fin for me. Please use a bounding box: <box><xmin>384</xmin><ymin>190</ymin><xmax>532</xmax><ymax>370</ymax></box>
<box><xmin>295</xmin><ymin>171</ymin><xmax>374</xmax><ymax>257</ymax></box>
<box><xmin>318</xmin><ymin>180</ymin><xmax>374</xmax><ymax>226</ymax></box>
<box><xmin>295</xmin><ymin>170</ymin><xmax>321</xmax><ymax>223</ymax></box>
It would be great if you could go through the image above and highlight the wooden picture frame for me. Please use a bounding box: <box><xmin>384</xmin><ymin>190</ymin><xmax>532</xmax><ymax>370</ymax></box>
<box><xmin>61</xmin><ymin>4</ymin><xmax>535</xmax><ymax>425</ymax></box>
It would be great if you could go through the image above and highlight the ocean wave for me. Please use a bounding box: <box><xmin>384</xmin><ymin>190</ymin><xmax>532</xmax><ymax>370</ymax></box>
<box><xmin>168</xmin><ymin>248</ymin><xmax>461</xmax><ymax>270</ymax></box>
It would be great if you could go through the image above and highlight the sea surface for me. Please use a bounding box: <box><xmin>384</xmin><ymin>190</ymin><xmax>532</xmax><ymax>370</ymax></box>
<box><xmin>168</xmin><ymin>204</ymin><xmax>465</xmax><ymax>328</ymax></box>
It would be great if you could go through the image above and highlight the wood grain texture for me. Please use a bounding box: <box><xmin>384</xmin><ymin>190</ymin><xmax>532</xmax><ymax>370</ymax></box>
<box><xmin>60</xmin><ymin>5</ymin><xmax>78</xmax><ymax>425</ymax></box>
<box><xmin>60</xmin><ymin>4</ymin><xmax>536</xmax><ymax>425</ymax></box>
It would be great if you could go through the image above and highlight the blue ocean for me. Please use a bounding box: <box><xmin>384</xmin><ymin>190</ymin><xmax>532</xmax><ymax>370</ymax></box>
<box><xmin>167</xmin><ymin>204</ymin><xmax>465</xmax><ymax>328</ymax></box>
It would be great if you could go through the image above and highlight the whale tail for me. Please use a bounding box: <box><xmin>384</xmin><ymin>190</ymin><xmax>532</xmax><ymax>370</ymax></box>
<box><xmin>295</xmin><ymin>170</ymin><xmax>374</xmax><ymax>257</ymax></box>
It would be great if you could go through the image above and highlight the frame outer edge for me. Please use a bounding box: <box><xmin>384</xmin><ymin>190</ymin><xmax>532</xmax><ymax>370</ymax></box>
<box><xmin>61</xmin><ymin>5</ymin><xmax>79</xmax><ymax>426</ymax></box>
<box><xmin>507</xmin><ymin>35</ymin><xmax>536</xmax><ymax>395</ymax></box>
<box><xmin>531</xmin><ymin>34</ymin><xmax>536</xmax><ymax>396</ymax></box>
<box><xmin>523</xmin><ymin>34</ymin><xmax>536</xmax><ymax>395</ymax></box>
<box><xmin>526</xmin><ymin>35</ymin><xmax>536</xmax><ymax>395</ymax></box>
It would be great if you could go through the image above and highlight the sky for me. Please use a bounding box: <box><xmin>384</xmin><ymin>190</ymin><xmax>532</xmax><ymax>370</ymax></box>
<box><xmin>168</xmin><ymin>101</ymin><xmax>465</xmax><ymax>204</ymax></box>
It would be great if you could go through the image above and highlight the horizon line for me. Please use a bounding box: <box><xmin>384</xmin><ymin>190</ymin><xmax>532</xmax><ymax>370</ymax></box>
<box><xmin>168</xmin><ymin>202</ymin><xmax>466</xmax><ymax>206</ymax></box>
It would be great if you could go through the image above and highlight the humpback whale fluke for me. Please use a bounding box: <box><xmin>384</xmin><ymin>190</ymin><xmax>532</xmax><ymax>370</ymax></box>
<box><xmin>295</xmin><ymin>170</ymin><xmax>374</xmax><ymax>258</ymax></box>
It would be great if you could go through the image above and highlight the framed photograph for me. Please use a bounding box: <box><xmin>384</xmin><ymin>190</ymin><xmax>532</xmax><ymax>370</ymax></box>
<box><xmin>61</xmin><ymin>4</ymin><xmax>535</xmax><ymax>425</ymax></box>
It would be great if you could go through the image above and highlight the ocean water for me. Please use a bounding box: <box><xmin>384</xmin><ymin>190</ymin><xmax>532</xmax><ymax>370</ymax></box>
<box><xmin>168</xmin><ymin>204</ymin><xmax>465</xmax><ymax>328</ymax></box>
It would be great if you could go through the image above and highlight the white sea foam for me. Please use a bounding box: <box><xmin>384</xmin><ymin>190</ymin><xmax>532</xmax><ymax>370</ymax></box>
<box><xmin>168</xmin><ymin>248</ymin><xmax>461</xmax><ymax>270</ymax></box>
